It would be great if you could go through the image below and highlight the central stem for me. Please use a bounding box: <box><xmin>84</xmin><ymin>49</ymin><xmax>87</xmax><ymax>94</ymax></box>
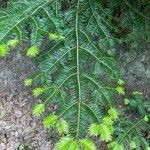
<box><xmin>76</xmin><ymin>0</ymin><xmax>81</xmax><ymax>139</ymax></box>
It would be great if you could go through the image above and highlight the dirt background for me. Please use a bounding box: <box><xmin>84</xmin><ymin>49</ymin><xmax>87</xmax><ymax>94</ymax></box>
<box><xmin>117</xmin><ymin>41</ymin><xmax>150</xmax><ymax>99</ymax></box>
<box><xmin>0</xmin><ymin>42</ymin><xmax>150</xmax><ymax>150</ymax></box>
<box><xmin>0</xmin><ymin>46</ymin><xmax>54</xmax><ymax>150</ymax></box>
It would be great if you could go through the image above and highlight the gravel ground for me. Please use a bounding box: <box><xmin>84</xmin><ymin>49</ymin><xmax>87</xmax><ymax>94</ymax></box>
<box><xmin>118</xmin><ymin>41</ymin><xmax>150</xmax><ymax>99</ymax></box>
<box><xmin>0</xmin><ymin>47</ymin><xmax>54</xmax><ymax>150</ymax></box>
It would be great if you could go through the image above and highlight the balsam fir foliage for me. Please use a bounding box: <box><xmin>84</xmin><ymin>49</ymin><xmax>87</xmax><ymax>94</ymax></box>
<box><xmin>0</xmin><ymin>0</ymin><xmax>150</xmax><ymax>150</ymax></box>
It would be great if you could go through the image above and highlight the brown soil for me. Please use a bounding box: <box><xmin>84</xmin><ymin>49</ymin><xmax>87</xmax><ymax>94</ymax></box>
<box><xmin>0</xmin><ymin>46</ymin><xmax>54</xmax><ymax>150</ymax></box>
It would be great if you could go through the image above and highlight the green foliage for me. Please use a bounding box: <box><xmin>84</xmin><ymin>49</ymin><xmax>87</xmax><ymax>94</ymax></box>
<box><xmin>124</xmin><ymin>98</ymin><xmax>129</xmax><ymax>105</ymax></box>
<box><xmin>55</xmin><ymin>137</ymin><xmax>79</xmax><ymax>150</ymax></box>
<box><xmin>26</xmin><ymin>45</ymin><xmax>39</xmax><ymax>58</ymax></box>
<box><xmin>108</xmin><ymin>108</ymin><xmax>119</xmax><ymax>120</ymax></box>
<box><xmin>32</xmin><ymin>103</ymin><xmax>45</xmax><ymax>117</ymax></box>
<box><xmin>0</xmin><ymin>44</ymin><xmax>9</xmax><ymax>57</ymax></box>
<box><xmin>116</xmin><ymin>91</ymin><xmax>150</xmax><ymax>150</ymax></box>
<box><xmin>55</xmin><ymin>137</ymin><xmax>96</xmax><ymax>150</ymax></box>
<box><xmin>89</xmin><ymin>108</ymin><xmax>118</xmax><ymax>142</ymax></box>
<box><xmin>117</xmin><ymin>79</ymin><xmax>124</xmax><ymax>86</ymax></box>
<box><xmin>124</xmin><ymin>91</ymin><xmax>150</xmax><ymax>116</ymax></box>
<box><xmin>32</xmin><ymin>87</ymin><xmax>44</xmax><ymax>98</ymax></box>
<box><xmin>24</xmin><ymin>79</ymin><xmax>33</xmax><ymax>87</ymax></box>
<box><xmin>103</xmin><ymin>116</ymin><xmax>113</xmax><ymax>125</ymax></box>
<box><xmin>146</xmin><ymin>147</ymin><xmax>150</xmax><ymax>150</ymax></box>
<box><xmin>7</xmin><ymin>39</ymin><xmax>19</xmax><ymax>48</ymax></box>
<box><xmin>49</xmin><ymin>33</ymin><xmax>65</xmax><ymax>41</ymax></box>
<box><xmin>57</xmin><ymin>119</ymin><xmax>69</xmax><ymax>134</ymax></box>
<box><xmin>99</xmin><ymin>123</ymin><xmax>113</xmax><ymax>142</ymax></box>
<box><xmin>0</xmin><ymin>0</ymin><xmax>150</xmax><ymax>149</ymax></box>
<box><xmin>43</xmin><ymin>114</ymin><xmax>58</xmax><ymax>129</ymax></box>
<box><xmin>80</xmin><ymin>139</ymin><xmax>96</xmax><ymax>150</ymax></box>
<box><xmin>116</xmin><ymin>86</ymin><xmax>125</xmax><ymax>95</ymax></box>
<box><xmin>108</xmin><ymin>141</ymin><xmax>124</xmax><ymax>150</ymax></box>
<box><xmin>144</xmin><ymin>116</ymin><xmax>149</xmax><ymax>122</ymax></box>
<box><xmin>89</xmin><ymin>123</ymin><xmax>100</xmax><ymax>136</ymax></box>
<box><xmin>130</xmin><ymin>141</ymin><xmax>136</xmax><ymax>149</ymax></box>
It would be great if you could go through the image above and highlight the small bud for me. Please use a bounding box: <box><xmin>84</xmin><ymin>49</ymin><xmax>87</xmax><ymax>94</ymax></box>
<box><xmin>49</xmin><ymin>33</ymin><xmax>58</xmax><ymax>40</ymax></box>
<box><xmin>116</xmin><ymin>86</ymin><xmax>125</xmax><ymax>95</ymax></box>
<box><xmin>118</xmin><ymin>79</ymin><xmax>124</xmax><ymax>85</ymax></box>
<box><xmin>32</xmin><ymin>103</ymin><xmax>45</xmax><ymax>117</ymax></box>
<box><xmin>33</xmin><ymin>87</ymin><xmax>44</xmax><ymax>97</ymax></box>
<box><xmin>24</xmin><ymin>79</ymin><xmax>33</xmax><ymax>87</ymax></box>
<box><xmin>59</xmin><ymin>35</ymin><xmax>65</xmax><ymax>40</ymax></box>
<box><xmin>108</xmin><ymin>108</ymin><xmax>119</xmax><ymax>120</ymax></box>
<box><xmin>49</xmin><ymin>33</ymin><xmax>65</xmax><ymax>41</ymax></box>
<box><xmin>57</xmin><ymin>119</ymin><xmax>69</xmax><ymax>134</ymax></box>
<box><xmin>7</xmin><ymin>39</ymin><xmax>19</xmax><ymax>48</ymax></box>
<box><xmin>146</xmin><ymin>146</ymin><xmax>150</xmax><ymax>150</ymax></box>
<box><xmin>103</xmin><ymin>116</ymin><xmax>113</xmax><ymax>125</ymax></box>
<box><xmin>124</xmin><ymin>98</ymin><xmax>129</xmax><ymax>105</ymax></box>
<box><xmin>132</xmin><ymin>91</ymin><xmax>143</xmax><ymax>95</ymax></box>
<box><xmin>144</xmin><ymin>116</ymin><xmax>149</xmax><ymax>122</ymax></box>
<box><xmin>26</xmin><ymin>45</ymin><xmax>39</xmax><ymax>58</ymax></box>
<box><xmin>43</xmin><ymin>114</ymin><xmax>58</xmax><ymax>128</ymax></box>
<box><xmin>130</xmin><ymin>141</ymin><xmax>136</xmax><ymax>149</ymax></box>
<box><xmin>0</xmin><ymin>44</ymin><xmax>9</xmax><ymax>57</ymax></box>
